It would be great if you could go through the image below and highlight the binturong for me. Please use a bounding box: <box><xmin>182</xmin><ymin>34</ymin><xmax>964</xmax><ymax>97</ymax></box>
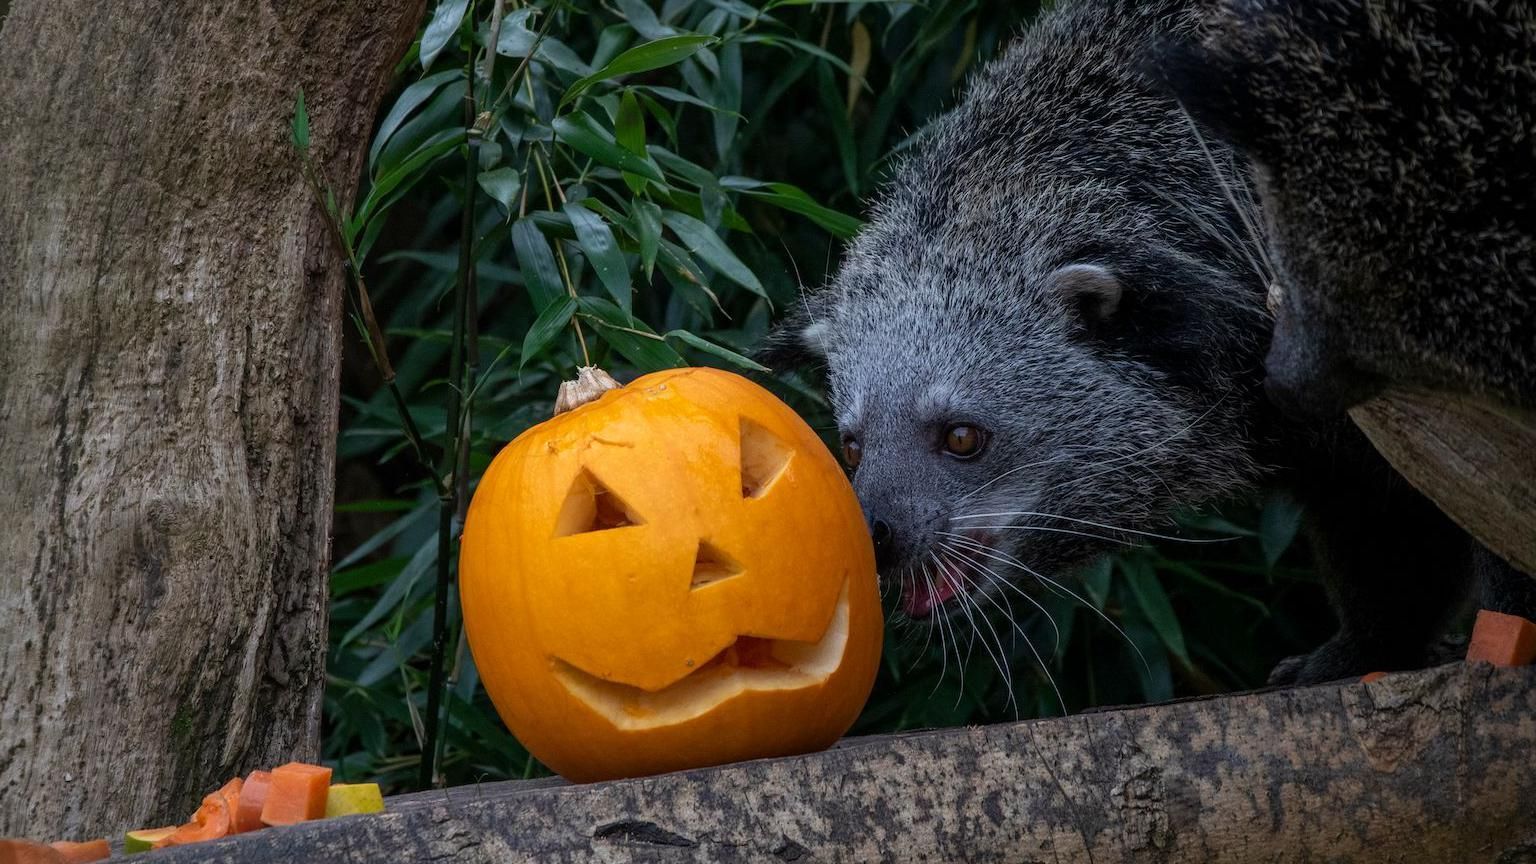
<box><xmin>1156</xmin><ymin>0</ymin><xmax>1536</xmax><ymax>416</ymax></box>
<box><xmin>767</xmin><ymin>0</ymin><xmax>1511</xmax><ymax>685</ymax></box>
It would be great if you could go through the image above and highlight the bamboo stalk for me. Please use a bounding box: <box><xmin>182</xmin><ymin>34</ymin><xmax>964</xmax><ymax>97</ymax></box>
<box><xmin>419</xmin><ymin>0</ymin><xmax>484</xmax><ymax>791</ymax></box>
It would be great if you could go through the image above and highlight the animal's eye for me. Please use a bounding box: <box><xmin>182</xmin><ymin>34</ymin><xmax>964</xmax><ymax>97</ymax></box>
<box><xmin>841</xmin><ymin>436</ymin><xmax>863</xmax><ymax>471</ymax></box>
<box><xmin>942</xmin><ymin>425</ymin><xmax>986</xmax><ymax>460</ymax></box>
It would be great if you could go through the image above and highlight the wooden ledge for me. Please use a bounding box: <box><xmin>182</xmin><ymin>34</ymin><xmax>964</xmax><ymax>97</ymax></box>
<box><xmin>150</xmin><ymin>663</ymin><xmax>1536</xmax><ymax>863</ymax></box>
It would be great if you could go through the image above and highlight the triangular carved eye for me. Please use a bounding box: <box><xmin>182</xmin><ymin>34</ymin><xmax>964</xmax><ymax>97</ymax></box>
<box><xmin>739</xmin><ymin>417</ymin><xmax>792</xmax><ymax>500</ymax></box>
<box><xmin>555</xmin><ymin>469</ymin><xmax>644</xmax><ymax>537</ymax></box>
<box><xmin>690</xmin><ymin>541</ymin><xmax>744</xmax><ymax>590</ymax></box>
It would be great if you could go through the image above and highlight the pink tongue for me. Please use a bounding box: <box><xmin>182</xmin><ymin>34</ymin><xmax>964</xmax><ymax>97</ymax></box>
<box><xmin>903</xmin><ymin>574</ymin><xmax>959</xmax><ymax>618</ymax></box>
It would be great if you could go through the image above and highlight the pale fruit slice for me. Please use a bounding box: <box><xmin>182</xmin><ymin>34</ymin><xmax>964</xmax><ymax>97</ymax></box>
<box><xmin>323</xmin><ymin>783</ymin><xmax>385</xmax><ymax>818</ymax></box>
<box><xmin>123</xmin><ymin>828</ymin><xmax>177</xmax><ymax>854</ymax></box>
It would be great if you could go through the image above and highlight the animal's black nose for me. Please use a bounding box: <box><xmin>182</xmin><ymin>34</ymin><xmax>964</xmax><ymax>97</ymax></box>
<box><xmin>871</xmin><ymin>519</ymin><xmax>896</xmax><ymax>569</ymax></box>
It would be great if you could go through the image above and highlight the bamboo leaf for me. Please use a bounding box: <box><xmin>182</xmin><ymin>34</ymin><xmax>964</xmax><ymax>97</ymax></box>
<box><xmin>552</xmin><ymin>113</ymin><xmax>664</xmax><ymax>183</ymax></box>
<box><xmin>616</xmin><ymin>90</ymin><xmax>648</xmax><ymax>195</ymax></box>
<box><xmin>661</xmin><ymin>210</ymin><xmax>765</xmax><ymax>298</ymax></box>
<box><xmin>559</xmin><ymin>35</ymin><xmax>716</xmax><ymax>109</ymax></box>
<box><xmin>511</xmin><ymin>218</ymin><xmax>566</xmax><ymax>311</ymax></box>
<box><xmin>614</xmin><ymin>0</ymin><xmax>678</xmax><ymax>40</ymax></box>
<box><xmin>577</xmin><ymin>297</ymin><xmax>685</xmax><ymax>370</ymax></box>
<box><xmin>420</xmin><ymin>0</ymin><xmax>470</xmax><ymax>70</ymax></box>
<box><xmin>664</xmin><ymin>330</ymin><xmax>769</xmax><ymax>372</ymax></box>
<box><xmin>340</xmin><ymin>534</ymin><xmax>436</xmax><ymax>648</ymax></box>
<box><xmin>722</xmin><ymin>177</ymin><xmax>864</xmax><ymax>238</ymax></box>
<box><xmin>1080</xmin><ymin>556</ymin><xmax>1114</xmax><ymax>609</ymax></box>
<box><xmin>563</xmin><ymin>202</ymin><xmax>632</xmax><ymax>311</ymax></box>
<box><xmin>634</xmin><ymin>200</ymin><xmax>662</xmax><ymax>279</ymax></box>
<box><xmin>357</xmin><ymin>607</ymin><xmax>434</xmax><ymax>686</ymax></box>
<box><xmin>291</xmin><ymin>90</ymin><xmax>310</xmax><ymax>151</ymax></box>
<box><xmin>520</xmin><ymin>296</ymin><xmax>578</xmax><ymax>369</ymax></box>
<box><xmin>1123</xmin><ymin>559</ymin><xmax>1190</xmax><ymax>666</ymax></box>
<box><xmin>371</xmin><ymin>70</ymin><xmax>464</xmax><ymax>170</ymax></box>
<box><xmin>1259</xmin><ymin>492</ymin><xmax>1304</xmax><ymax>567</ymax></box>
<box><xmin>352</xmin><ymin>128</ymin><xmax>466</xmax><ymax>237</ymax></box>
<box><xmin>477</xmin><ymin>167</ymin><xmax>523</xmax><ymax>218</ymax></box>
<box><xmin>494</xmin><ymin>8</ymin><xmax>540</xmax><ymax>56</ymax></box>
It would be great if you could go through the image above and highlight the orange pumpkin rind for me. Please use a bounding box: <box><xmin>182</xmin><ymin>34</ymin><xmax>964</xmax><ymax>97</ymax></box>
<box><xmin>461</xmin><ymin>367</ymin><xmax>883</xmax><ymax>781</ymax></box>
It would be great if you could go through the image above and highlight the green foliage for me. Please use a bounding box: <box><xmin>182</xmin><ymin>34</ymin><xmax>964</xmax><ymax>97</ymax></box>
<box><xmin>321</xmin><ymin>0</ymin><xmax>1329</xmax><ymax>791</ymax></box>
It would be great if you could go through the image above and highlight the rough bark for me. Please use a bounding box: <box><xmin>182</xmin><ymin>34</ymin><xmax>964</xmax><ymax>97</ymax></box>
<box><xmin>0</xmin><ymin>0</ymin><xmax>424</xmax><ymax>838</ymax></box>
<box><xmin>154</xmin><ymin>664</ymin><xmax>1536</xmax><ymax>863</ymax></box>
<box><xmin>1352</xmin><ymin>390</ymin><xmax>1536</xmax><ymax>575</ymax></box>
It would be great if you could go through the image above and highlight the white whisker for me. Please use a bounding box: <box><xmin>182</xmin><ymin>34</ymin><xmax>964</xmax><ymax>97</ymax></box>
<box><xmin>914</xmin><ymin>561</ymin><xmax>939</xmax><ymax>672</ymax></box>
<box><xmin>941</xmin><ymin>542</ymin><xmax>1066</xmax><ymax>717</ymax></box>
<box><xmin>938</xmin><ymin>539</ymin><xmax>1063</xmax><ymax>656</ymax></box>
<box><xmin>937</xmin><ymin>549</ymin><xmax>1016</xmax><ymax>714</ymax></box>
<box><xmin>938</xmin><ymin>533</ymin><xmax>1152</xmax><ymax>679</ymax></box>
<box><xmin>950</xmin><ymin>524</ymin><xmax>1143</xmax><ymax>547</ymax></box>
<box><xmin>949</xmin><ymin>511</ymin><xmax>1237</xmax><ymax>544</ymax></box>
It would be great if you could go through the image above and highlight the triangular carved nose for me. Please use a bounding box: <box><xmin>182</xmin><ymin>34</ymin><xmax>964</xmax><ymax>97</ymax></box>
<box><xmin>689</xmin><ymin>540</ymin><xmax>744</xmax><ymax>590</ymax></box>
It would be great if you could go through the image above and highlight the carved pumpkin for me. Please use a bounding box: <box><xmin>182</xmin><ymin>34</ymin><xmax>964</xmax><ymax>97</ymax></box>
<box><xmin>460</xmin><ymin>367</ymin><xmax>882</xmax><ymax>782</ymax></box>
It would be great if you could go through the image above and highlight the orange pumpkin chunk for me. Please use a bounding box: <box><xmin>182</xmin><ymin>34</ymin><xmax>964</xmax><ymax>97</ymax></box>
<box><xmin>47</xmin><ymin>840</ymin><xmax>109</xmax><ymax>862</ymax></box>
<box><xmin>233</xmin><ymin>770</ymin><xmax>273</xmax><ymax>833</ymax></box>
<box><xmin>1467</xmin><ymin>610</ymin><xmax>1536</xmax><ymax>667</ymax></box>
<box><xmin>260</xmin><ymin>762</ymin><xmax>332</xmax><ymax>826</ymax></box>
<box><xmin>158</xmin><ymin>777</ymin><xmax>242</xmax><ymax>848</ymax></box>
<box><xmin>0</xmin><ymin>838</ymin><xmax>67</xmax><ymax>863</ymax></box>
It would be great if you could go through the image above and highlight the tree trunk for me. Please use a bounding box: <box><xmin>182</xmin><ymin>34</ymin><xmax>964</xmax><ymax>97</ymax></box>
<box><xmin>151</xmin><ymin>664</ymin><xmax>1536</xmax><ymax>863</ymax></box>
<box><xmin>0</xmin><ymin>0</ymin><xmax>424</xmax><ymax>839</ymax></box>
<box><xmin>1351</xmin><ymin>390</ymin><xmax>1536</xmax><ymax>575</ymax></box>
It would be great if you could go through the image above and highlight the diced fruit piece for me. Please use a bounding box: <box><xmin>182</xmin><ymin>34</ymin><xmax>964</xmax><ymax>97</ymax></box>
<box><xmin>124</xmin><ymin>827</ymin><xmax>178</xmax><ymax>854</ymax></box>
<box><xmin>234</xmin><ymin>770</ymin><xmax>273</xmax><ymax>834</ymax></box>
<box><xmin>0</xmin><ymin>838</ymin><xmax>67</xmax><ymax>863</ymax></box>
<box><xmin>1360</xmin><ymin>671</ymin><xmax>1388</xmax><ymax>683</ymax></box>
<box><xmin>260</xmin><ymin>762</ymin><xmax>333</xmax><ymax>826</ymax></box>
<box><xmin>324</xmin><ymin>783</ymin><xmax>385</xmax><ymax>818</ymax></box>
<box><xmin>48</xmin><ymin>840</ymin><xmax>109</xmax><ymax>862</ymax></box>
<box><xmin>1467</xmin><ymin>610</ymin><xmax>1536</xmax><ymax>668</ymax></box>
<box><xmin>158</xmin><ymin>777</ymin><xmax>242</xmax><ymax>848</ymax></box>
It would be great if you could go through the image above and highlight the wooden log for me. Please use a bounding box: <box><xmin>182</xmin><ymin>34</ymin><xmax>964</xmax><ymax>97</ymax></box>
<box><xmin>152</xmin><ymin>663</ymin><xmax>1536</xmax><ymax>863</ymax></box>
<box><xmin>1351</xmin><ymin>389</ymin><xmax>1536</xmax><ymax>574</ymax></box>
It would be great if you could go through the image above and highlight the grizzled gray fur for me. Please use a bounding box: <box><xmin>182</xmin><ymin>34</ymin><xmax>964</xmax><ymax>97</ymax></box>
<box><xmin>1159</xmin><ymin>0</ymin><xmax>1536</xmax><ymax>415</ymax></box>
<box><xmin>771</xmin><ymin>0</ymin><xmax>1513</xmax><ymax>685</ymax></box>
<box><xmin>792</xmin><ymin>0</ymin><xmax>1270</xmax><ymax>579</ymax></box>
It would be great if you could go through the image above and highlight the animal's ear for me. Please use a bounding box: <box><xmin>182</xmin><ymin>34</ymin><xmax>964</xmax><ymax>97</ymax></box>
<box><xmin>1049</xmin><ymin>264</ymin><xmax>1123</xmax><ymax>325</ymax></box>
<box><xmin>1148</xmin><ymin>4</ymin><xmax>1280</xmax><ymax>161</ymax></box>
<box><xmin>757</xmin><ymin>292</ymin><xmax>835</xmax><ymax>370</ymax></box>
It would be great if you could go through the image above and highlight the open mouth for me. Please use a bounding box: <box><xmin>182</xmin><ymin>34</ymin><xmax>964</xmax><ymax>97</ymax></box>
<box><xmin>901</xmin><ymin>568</ymin><xmax>962</xmax><ymax>618</ymax></box>
<box><xmin>899</xmin><ymin>533</ymin><xmax>995</xmax><ymax>619</ymax></box>
<box><xmin>551</xmin><ymin>580</ymin><xmax>851</xmax><ymax>730</ymax></box>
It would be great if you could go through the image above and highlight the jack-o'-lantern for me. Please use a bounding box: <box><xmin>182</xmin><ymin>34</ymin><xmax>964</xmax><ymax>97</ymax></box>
<box><xmin>460</xmin><ymin>366</ymin><xmax>882</xmax><ymax>782</ymax></box>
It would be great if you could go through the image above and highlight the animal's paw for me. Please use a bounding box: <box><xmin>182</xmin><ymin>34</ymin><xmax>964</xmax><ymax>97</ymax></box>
<box><xmin>1266</xmin><ymin>640</ymin><xmax>1367</xmax><ymax>686</ymax></box>
<box><xmin>1266</xmin><ymin>653</ymin><xmax>1310</xmax><ymax>687</ymax></box>
<box><xmin>1425</xmin><ymin>633</ymin><xmax>1469</xmax><ymax>666</ymax></box>
<box><xmin>1268</xmin><ymin>632</ymin><xmax>1444</xmax><ymax>686</ymax></box>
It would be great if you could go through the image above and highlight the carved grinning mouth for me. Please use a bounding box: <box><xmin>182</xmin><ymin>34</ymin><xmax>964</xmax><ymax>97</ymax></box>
<box><xmin>550</xmin><ymin>580</ymin><xmax>852</xmax><ymax>730</ymax></box>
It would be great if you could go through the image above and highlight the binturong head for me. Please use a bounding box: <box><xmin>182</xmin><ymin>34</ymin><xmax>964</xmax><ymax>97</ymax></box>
<box><xmin>766</xmin><ymin>0</ymin><xmax>1273</xmax><ymax>620</ymax></box>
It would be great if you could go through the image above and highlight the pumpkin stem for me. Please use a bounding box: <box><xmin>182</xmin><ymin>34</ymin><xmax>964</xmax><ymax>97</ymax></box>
<box><xmin>554</xmin><ymin>367</ymin><xmax>623</xmax><ymax>415</ymax></box>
